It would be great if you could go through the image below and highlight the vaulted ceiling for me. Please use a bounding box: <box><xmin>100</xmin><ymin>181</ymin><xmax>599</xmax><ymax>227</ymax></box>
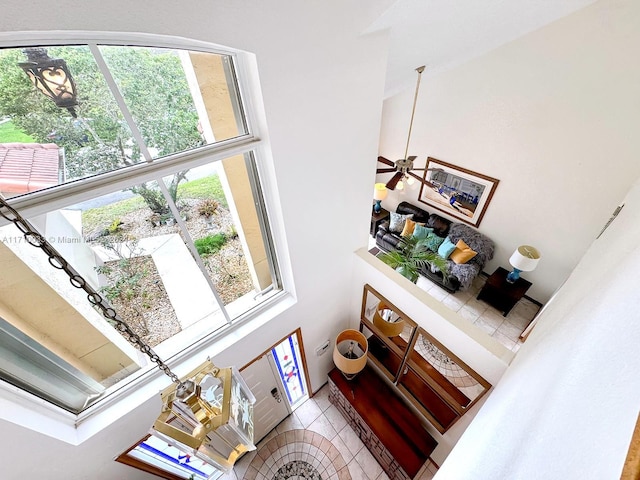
<box><xmin>366</xmin><ymin>0</ymin><xmax>598</xmax><ymax>98</ymax></box>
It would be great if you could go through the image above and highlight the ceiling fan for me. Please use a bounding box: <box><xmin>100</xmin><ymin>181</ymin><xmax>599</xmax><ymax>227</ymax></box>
<box><xmin>377</xmin><ymin>65</ymin><xmax>431</xmax><ymax>191</ymax></box>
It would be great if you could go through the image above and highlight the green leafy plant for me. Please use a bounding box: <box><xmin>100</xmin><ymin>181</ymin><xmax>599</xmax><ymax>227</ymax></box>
<box><xmin>197</xmin><ymin>198</ymin><xmax>220</xmax><ymax>217</ymax></box>
<box><xmin>195</xmin><ymin>233</ymin><xmax>227</xmax><ymax>256</ymax></box>
<box><xmin>378</xmin><ymin>236</ymin><xmax>448</xmax><ymax>283</ymax></box>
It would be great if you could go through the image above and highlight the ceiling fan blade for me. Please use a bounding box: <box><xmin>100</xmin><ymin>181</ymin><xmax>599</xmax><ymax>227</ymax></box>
<box><xmin>408</xmin><ymin>171</ymin><xmax>436</xmax><ymax>188</ymax></box>
<box><xmin>386</xmin><ymin>172</ymin><xmax>404</xmax><ymax>190</ymax></box>
<box><xmin>407</xmin><ymin>155</ymin><xmax>417</xmax><ymax>161</ymax></box>
<box><xmin>377</xmin><ymin>168</ymin><xmax>397</xmax><ymax>174</ymax></box>
<box><xmin>377</xmin><ymin>156</ymin><xmax>395</xmax><ymax>167</ymax></box>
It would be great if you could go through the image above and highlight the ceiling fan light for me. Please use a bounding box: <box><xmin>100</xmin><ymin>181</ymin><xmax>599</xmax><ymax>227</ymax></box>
<box><xmin>406</xmin><ymin>176</ymin><xmax>415</xmax><ymax>186</ymax></box>
<box><xmin>396</xmin><ymin>180</ymin><xmax>404</xmax><ymax>190</ymax></box>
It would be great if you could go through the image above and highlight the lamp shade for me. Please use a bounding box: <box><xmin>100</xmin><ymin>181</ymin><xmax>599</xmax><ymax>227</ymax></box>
<box><xmin>373</xmin><ymin>183</ymin><xmax>388</xmax><ymax>201</ymax></box>
<box><xmin>333</xmin><ymin>329</ymin><xmax>368</xmax><ymax>376</ymax></box>
<box><xmin>509</xmin><ymin>245</ymin><xmax>541</xmax><ymax>272</ymax></box>
<box><xmin>373</xmin><ymin>302</ymin><xmax>405</xmax><ymax>337</ymax></box>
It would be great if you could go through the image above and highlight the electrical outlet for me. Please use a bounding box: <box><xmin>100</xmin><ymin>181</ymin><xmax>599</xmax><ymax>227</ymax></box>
<box><xmin>315</xmin><ymin>340</ymin><xmax>330</xmax><ymax>356</ymax></box>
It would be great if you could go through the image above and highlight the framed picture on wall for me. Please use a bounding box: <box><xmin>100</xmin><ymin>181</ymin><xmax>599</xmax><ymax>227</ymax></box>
<box><xmin>417</xmin><ymin>157</ymin><xmax>499</xmax><ymax>227</ymax></box>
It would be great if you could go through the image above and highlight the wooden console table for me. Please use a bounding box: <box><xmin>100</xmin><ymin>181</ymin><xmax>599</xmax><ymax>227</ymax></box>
<box><xmin>328</xmin><ymin>365</ymin><xmax>437</xmax><ymax>480</ymax></box>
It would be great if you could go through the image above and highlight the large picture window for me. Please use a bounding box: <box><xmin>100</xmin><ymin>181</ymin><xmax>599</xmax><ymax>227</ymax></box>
<box><xmin>0</xmin><ymin>39</ymin><xmax>281</xmax><ymax>413</ymax></box>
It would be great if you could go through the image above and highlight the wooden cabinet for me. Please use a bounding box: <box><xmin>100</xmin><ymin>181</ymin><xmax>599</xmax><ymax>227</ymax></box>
<box><xmin>328</xmin><ymin>366</ymin><xmax>437</xmax><ymax>480</ymax></box>
<box><xmin>359</xmin><ymin>284</ymin><xmax>491</xmax><ymax>433</ymax></box>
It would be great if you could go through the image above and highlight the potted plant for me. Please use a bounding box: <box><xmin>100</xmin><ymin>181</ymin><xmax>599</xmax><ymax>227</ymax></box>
<box><xmin>197</xmin><ymin>198</ymin><xmax>220</xmax><ymax>228</ymax></box>
<box><xmin>378</xmin><ymin>236</ymin><xmax>448</xmax><ymax>283</ymax></box>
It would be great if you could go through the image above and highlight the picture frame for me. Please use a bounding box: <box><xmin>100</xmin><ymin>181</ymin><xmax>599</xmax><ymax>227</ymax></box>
<box><xmin>417</xmin><ymin>157</ymin><xmax>499</xmax><ymax>227</ymax></box>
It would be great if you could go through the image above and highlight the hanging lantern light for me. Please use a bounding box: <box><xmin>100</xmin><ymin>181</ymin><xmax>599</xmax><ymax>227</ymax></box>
<box><xmin>0</xmin><ymin>197</ymin><xmax>255</xmax><ymax>474</ymax></box>
<box><xmin>18</xmin><ymin>47</ymin><xmax>79</xmax><ymax>117</ymax></box>
<box><xmin>152</xmin><ymin>360</ymin><xmax>256</xmax><ymax>472</ymax></box>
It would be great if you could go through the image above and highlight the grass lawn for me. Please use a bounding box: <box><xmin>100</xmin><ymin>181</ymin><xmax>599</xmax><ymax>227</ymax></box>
<box><xmin>82</xmin><ymin>175</ymin><xmax>226</xmax><ymax>232</ymax></box>
<box><xmin>177</xmin><ymin>175</ymin><xmax>226</xmax><ymax>206</ymax></box>
<box><xmin>0</xmin><ymin>121</ymin><xmax>35</xmax><ymax>143</ymax></box>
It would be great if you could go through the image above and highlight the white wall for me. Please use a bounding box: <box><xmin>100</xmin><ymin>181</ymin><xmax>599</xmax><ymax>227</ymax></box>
<box><xmin>378</xmin><ymin>0</ymin><xmax>640</xmax><ymax>303</ymax></box>
<box><xmin>435</xmin><ymin>167</ymin><xmax>640</xmax><ymax>480</ymax></box>
<box><xmin>0</xmin><ymin>1</ymin><xmax>393</xmax><ymax>478</ymax></box>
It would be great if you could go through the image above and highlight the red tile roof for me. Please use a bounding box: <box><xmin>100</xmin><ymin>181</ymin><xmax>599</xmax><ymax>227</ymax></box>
<box><xmin>0</xmin><ymin>143</ymin><xmax>61</xmax><ymax>195</ymax></box>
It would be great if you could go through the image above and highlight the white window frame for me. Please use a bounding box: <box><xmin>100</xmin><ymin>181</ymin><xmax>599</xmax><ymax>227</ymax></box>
<box><xmin>0</xmin><ymin>31</ymin><xmax>296</xmax><ymax>444</ymax></box>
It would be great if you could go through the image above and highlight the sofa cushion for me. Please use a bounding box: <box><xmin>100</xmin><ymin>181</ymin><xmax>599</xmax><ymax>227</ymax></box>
<box><xmin>437</xmin><ymin>236</ymin><xmax>457</xmax><ymax>259</ymax></box>
<box><xmin>401</xmin><ymin>219</ymin><xmax>424</xmax><ymax>237</ymax></box>
<box><xmin>412</xmin><ymin>224</ymin><xmax>433</xmax><ymax>240</ymax></box>
<box><xmin>396</xmin><ymin>201</ymin><xmax>430</xmax><ymax>224</ymax></box>
<box><xmin>422</xmin><ymin>232</ymin><xmax>445</xmax><ymax>251</ymax></box>
<box><xmin>389</xmin><ymin>212</ymin><xmax>413</xmax><ymax>233</ymax></box>
<box><xmin>447</xmin><ymin>223</ymin><xmax>494</xmax><ymax>268</ymax></box>
<box><xmin>425</xmin><ymin>213</ymin><xmax>451</xmax><ymax>237</ymax></box>
<box><xmin>450</xmin><ymin>239</ymin><xmax>477</xmax><ymax>264</ymax></box>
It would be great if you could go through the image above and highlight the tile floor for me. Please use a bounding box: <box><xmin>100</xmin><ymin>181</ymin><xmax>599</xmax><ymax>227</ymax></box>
<box><xmin>225</xmin><ymin>385</ymin><xmax>439</xmax><ymax>480</ymax></box>
<box><xmin>415</xmin><ymin>273</ymin><xmax>541</xmax><ymax>353</ymax></box>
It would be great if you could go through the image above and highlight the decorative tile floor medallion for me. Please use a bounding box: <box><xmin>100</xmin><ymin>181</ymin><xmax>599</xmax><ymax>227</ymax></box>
<box><xmin>243</xmin><ymin>429</ymin><xmax>351</xmax><ymax>480</ymax></box>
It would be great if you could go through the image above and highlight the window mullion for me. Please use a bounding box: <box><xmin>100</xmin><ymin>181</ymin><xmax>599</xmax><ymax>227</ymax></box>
<box><xmin>88</xmin><ymin>44</ymin><xmax>154</xmax><ymax>162</ymax></box>
<box><xmin>156</xmin><ymin>179</ymin><xmax>232</xmax><ymax>324</ymax></box>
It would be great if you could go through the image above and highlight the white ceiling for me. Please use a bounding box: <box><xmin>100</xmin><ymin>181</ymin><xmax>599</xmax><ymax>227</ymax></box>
<box><xmin>366</xmin><ymin>0</ymin><xmax>598</xmax><ymax>98</ymax></box>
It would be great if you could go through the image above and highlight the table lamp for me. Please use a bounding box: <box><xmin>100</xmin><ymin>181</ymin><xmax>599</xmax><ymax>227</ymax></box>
<box><xmin>373</xmin><ymin>183</ymin><xmax>388</xmax><ymax>214</ymax></box>
<box><xmin>333</xmin><ymin>329</ymin><xmax>368</xmax><ymax>380</ymax></box>
<box><xmin>507</xmin><ymin>245</ymin><xmax>541</xmax><ymax>283</ymax></box>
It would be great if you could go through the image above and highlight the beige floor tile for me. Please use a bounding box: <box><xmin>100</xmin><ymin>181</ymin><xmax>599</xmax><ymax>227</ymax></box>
<box><xmin>330</xmin><ymin>431</ymin><xmax>355</xmax><ymax>464</ymax></box>
<box><xmin>474</xmin><ymin>316</ymin><xmax>499</xmax><ymax>335</ymax></box>
<box><xmin>429</xmin><ymin>287</ymin><xmax>449</xmax><ymax>301</ymax></box>
<box><xmin>276</xmin><ymin>412</ymin><xmax>305</xmax><ymax>433</ymax></box>
<box><xmin>348</xmin><ymin>457</ymin><xmax>370</xmax><ymax>480</ymax></box>
<box><xmin>307</xmin><ymin>413</ymin><xmax>338</xmax><ymax>440</ymax></box>
<box><xmin>324</xmin><ymin>404</ymin><xmax>348</xmax><ymax>432</ymax></box>
<box><xmin>376</xmin><ymin>470</ymin><xmax>390</xmax><ymax>480</ymax></box>
<box><xmin>504</xmin><ymin>312</ymin><xmax>532</xmax><ymax>331</ymax></box>
<box><xmin>492</xmin><ymin>330</ymin><xmax>517</xmax><ymax>349</ymax></box>
<box><xmin>338</xmin><ymin>424</ymin><xmax>365</xmax><ymax>457</ymax></box>
<box><xmin>443</xmin><ymin>295</ymin><xmax>465</xmax><ymax>312</ymax></box>
<box><xmin>460</xmin><ymin>297</ymin><xmax>488</xmax><ymax>316</ymax></box>
<box><xmin>459</xmin><ymin>305</ymin><xmax>481</xmax><ymax>323</ymax></box>
<box><xmin>496</xmin><ymin>319</ymin><xmax>524</xmax><ymax>342</ymax></box>
<box><xmin>294</xmin><ymin>397</ymin><xmax>324</xmax><ymax>428</ymax></box>
<box><xmin>354</xmin><ymin>446</ymin><xmax>383</xmax><ymax>480</ymax></box>
<box><xmin>312</xmin><ymin>383</ymin><xmax>332</xmax><ymax>411</ymax></box>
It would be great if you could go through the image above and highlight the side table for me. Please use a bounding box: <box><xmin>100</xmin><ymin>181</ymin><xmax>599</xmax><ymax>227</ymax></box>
<box><xmin>477</xmin><ymin>266</ymin><xmax>532</xmax><ymax>317</ymax></box>
<box><xmin>371</xmin><ymin>207</ymin><xmax>390</xmax><ymax>236</ymax></box>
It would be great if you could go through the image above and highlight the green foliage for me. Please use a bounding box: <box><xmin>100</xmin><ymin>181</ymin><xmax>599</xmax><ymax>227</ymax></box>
<box><xmin>378</xmin><ymin>236</ymin><xmax>448</xmax><ymax>283</ymax></box>
<box><xmin>197</xmin><ymin>198</ymin><xmax>220</xmax><ymax>217</ymax></box>
<box><xmin>177</xmin><ymin>175</ymin><xmax>227</xmax><ymax>206</ymax></box>
<box><xmin>195</xmin><ymin>233</ymin><xmax>227</xmax><ymax>257</ymax></box>
<box><xmin>0</xmin><ymin>120</ymin><xmax>34</xmax><ymax>142</ymax></box>
<box><xmin>81</xmin><ymin>196</ymin><xmax>145</xmax><ymax>233</ymax></box>
<box><xmin>94</xmin><ymin>237</ymin><xmax>149</xmax><ymax>308</ymax></box>
<box><xmin>0</xmin><ymin>45</ymin><xmax>203</xmax><ymax>212</ymax></box>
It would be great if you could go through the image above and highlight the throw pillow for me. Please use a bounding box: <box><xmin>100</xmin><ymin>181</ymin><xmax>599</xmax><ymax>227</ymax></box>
<box><xmin>401</xmin><ymin>219</ymin><xmax>425</xmax><ymax>238</ymax></box>
<box><xmin>438</xmin><ymin>236</ymin><xmax>457</xmax><ymax>259</ymax></box>
<box><xmin>389</xmin><ymin>212</ymin><xmax>413</xmax><ymax>233</ymax></box>
<box><xmin>412</xmin><ymin>224</ymin><xmax>434</xmax><ymax>240</ymax></box>
<box><xmin>450</xmin><ymin>239</ymin><xmax>478</xmax><ymax>264</ymax></box>
<box><xmin>422</xmin><ymin>232</ymin><xmax>445</xmax><ymax>251</ymax></box>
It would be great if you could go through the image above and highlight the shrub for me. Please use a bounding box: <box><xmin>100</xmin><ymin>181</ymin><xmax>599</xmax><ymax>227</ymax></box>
<box><xmin>197</xmin><ymin>198</ymin><xmax>220</xmax><ymax>217</ymax></box>
<box><xmin>195</xmin><ymin>233</ymin><xmax>227</xmax><ymax>256</ymax></box>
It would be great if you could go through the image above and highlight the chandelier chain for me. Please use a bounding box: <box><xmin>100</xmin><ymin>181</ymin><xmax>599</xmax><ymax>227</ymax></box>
<box><xmin>0</xmin><ymin>198</ymin><xmax>184</xmax><ymax>387</ymax></box>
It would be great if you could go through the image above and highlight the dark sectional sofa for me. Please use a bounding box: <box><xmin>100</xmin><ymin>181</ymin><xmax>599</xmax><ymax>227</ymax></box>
<box><xmin>375</xmin><ymin>201</ymin><xmax>495</xmax><ymax>293</ymax></box>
